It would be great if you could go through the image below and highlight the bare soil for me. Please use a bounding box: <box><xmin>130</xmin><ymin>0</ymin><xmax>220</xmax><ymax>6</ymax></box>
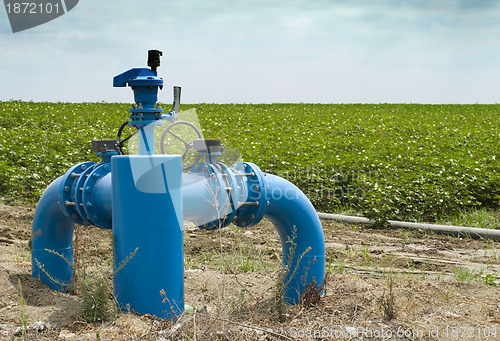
<box><xmin>0</xmin><ymin>201</ymin><xmax>499</xmax><ymax>340</ymax></box>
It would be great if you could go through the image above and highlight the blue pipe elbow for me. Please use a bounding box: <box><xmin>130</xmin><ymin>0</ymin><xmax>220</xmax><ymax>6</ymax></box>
<box><xmin>263</xmin><ymin>174</ymin><xmax>326</xmax><ymax>304</ymax></box>
<box><xmin>32</xmin><ymin>176</ymin><xmax>75</xmax><ymax>291</ymax></box>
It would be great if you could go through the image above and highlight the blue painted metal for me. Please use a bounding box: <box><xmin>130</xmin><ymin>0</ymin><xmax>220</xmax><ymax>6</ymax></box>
<box><xmin>113</xmin><ymin>68</ymin><xmax>160</xmax><ymax>87</ymax></box>
<box><xmin>96</xmin><ymin>150</ymin><xmax>117</xmax><ymax>164</ymax></box>
<box><xmin>128</xmin><ymin>76</ymin><xmax>162</xmax><ymax>113</ymax></box>
<box><xmin>74</xmin><ymin>163</ymin><xmax>98</xmax><ymax>225</ymax></box>
<box><xmin>113</xmin><ymin>67</ymin><xmax>166</xmax><ymax>155</ymax></box>
<box><xmin>229</xmin><ymin>163</ymin><xmax>325</xmax><ymax>303</ymax></box>
<box><xmin>32</xmin><ymin>158</ymin><xmax>324</xmax><ymax>309</ymax></box>
<box><xmin>32</xmin><ymin>156</ymin><xmax>325</xmax><ymax>311</ymax></box>
<box><xmin>113</xmin><ymin>67</ymin><xmax>165</xmax><ymax>124</ymax></box>
<box><xmin>232</xmin><ymin>162</ymin><xmax>268</xmax><ymax>228</ymax></box>
<box><xmin>32</xmin><ymin>51</ymin><xmax>325</xmax><ymax>318</ymax></box>
<box><xmin>262</xmin><ymin>173</ymin><xmax>326</xmax><ymax>304</ymax></box>
<box><xmin>189</xmin><ymin>163</ymin><xmax>236</xmax><ymax>230</ymax></box>
<box><xmin>137</xmin><ymin>123</ymin><xmax>156</xmax><ymax>155</ymax></box>
<box><xmin>182</xmin><ymin>160</ymin><xmax>325</xmax><ymax>304</ymax></box>
<box><xmin>81</xmin><ymin>164</ymin><xmax>112</xmax><ymax>229</ymax></box>
<box><xmin>91</xmin><ymin>172</ymin><xmax>112</xmax><ymax>224</ymax></box>
<box><xmin>112</xmin><ymin>155</ymin><xmax>183</xmax><ymax>319</ymax></box>
<box><xmin>32</xmin><ymin>176</ymin><xmax>75</xmax><ymax>291</ymax></box>
<box><xmin>180</xmin><ymin>166</ymin><xmax>242</xmax><ymax>229</ymax></box>
<box><xmin>57</xmin><ymin>161</ymin><xmax>112</xmax><ymax>229</ymax></box>
<box><xmin>59</xmin><ymin>162</ymin><xmax>96</xmax><ymax>225</ymax></box>
<box><xmin>189</xmin><ymin>163</ymin><xmax>227</xmax><ymax>229</ymax></box>
<box><xmin>181</xmin><ymin>172</ymin><xmax>217</xmax><ymax>223</ymax></box>
<box><xmin>213</xmin><ymin>163</ymin><xmax>240</xmax><ymax>227</ymax></box>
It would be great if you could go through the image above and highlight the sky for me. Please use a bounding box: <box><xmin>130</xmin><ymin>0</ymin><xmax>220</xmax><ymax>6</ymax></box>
<box><xmin>1</xmin><ymin>0</ymin><xmax>500</xmax><ymax>104</ymax></box>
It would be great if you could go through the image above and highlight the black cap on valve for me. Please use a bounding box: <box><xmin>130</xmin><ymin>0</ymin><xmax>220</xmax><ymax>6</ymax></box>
<box><xmin>148</xmin><ymin>50</ymin><xmax>162</xmax><ymax>71</ymax></box>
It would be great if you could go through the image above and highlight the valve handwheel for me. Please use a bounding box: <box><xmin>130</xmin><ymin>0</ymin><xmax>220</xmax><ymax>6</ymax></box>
<box><xmin>160</xmin><ymin>121</ymin><xmax>203</xmax><ymax>170</ymax></box>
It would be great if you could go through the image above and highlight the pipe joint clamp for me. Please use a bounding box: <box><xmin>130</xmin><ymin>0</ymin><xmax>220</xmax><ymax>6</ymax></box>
<box><xmin>60</xmin><ymin>162</ymin><xmax>96</xmax><ymax>225</ymax></box>
<box><xmin>191</xmin><ymin>162</ymin><xmax>240</xmax><ymax>230</ymax></box>
<box><xmin>59</xmin><ymin>161</ymin><xmax>112</xmax><ymax>229</ymax></box>
<box><xmin>233</xmin><ymin>162</ymin><xmax>267</xmax><ymax>228</ymax></box>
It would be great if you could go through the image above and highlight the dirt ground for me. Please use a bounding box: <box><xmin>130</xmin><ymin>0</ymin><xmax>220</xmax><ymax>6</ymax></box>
<box><xmin>0</xmin><ymin>200</ymin><xmax>499</xmax><ymax>341</ymax></box>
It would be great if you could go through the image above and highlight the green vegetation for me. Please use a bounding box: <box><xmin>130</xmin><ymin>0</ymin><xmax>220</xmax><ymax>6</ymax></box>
<box><xmin>438</xmin><ymin>209</ymin><xmax>500</xmax><ymax>229</ymax></box>
<box><xmin>0</xmin><ymin>101</ymin><xmax>127</xmax><ymax>200</ymax></box>
<box><xmin>1</xmin><ymin>101</ymin><xmax>499</xmax><ymax>224</ymax></box>
<box><xmin>452</xmin><ymin>266</ymin><xmax>477</xmax><ymax>282</ymax></box>
<box><xmin>13</xmin><ymin>279</ymin><xmax>29</xmax><ymax>341</ymax></box>
<box><xmin>451</xmin><ymin>266</ymin><xmax>500</xmax><ymax>287</ymax></box>
<box><xmin>327</xmin><ymin>256</ymin><xmax>349</xmax><ymax>274</ymax></box>
<box><xmin>378</xmin><ymin>275</ymin><xmax>396</xmax><ymax>320</ymax></box>
<box><xmin>193</xmin><ymin>103</ymin><xmax>500</xmax><ymax>224</ymax></box>
<box><xmin>77</xmin><ymin>274</ymin><xmax>112</xmax><ymax>323</ymax></box>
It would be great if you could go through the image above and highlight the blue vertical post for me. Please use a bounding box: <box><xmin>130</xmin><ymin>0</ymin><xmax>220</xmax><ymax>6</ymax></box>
<box><xmin>112</xmin><ymin>155</ymin><xmax>183</xmax><ymax>319</ymax></box>
<box><xmin>138</xmin><ymin>124</ymin><xmax>156</xmax><ymax>155</ymax></box>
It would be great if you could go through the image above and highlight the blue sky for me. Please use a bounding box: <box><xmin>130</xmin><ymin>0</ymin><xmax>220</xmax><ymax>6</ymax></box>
<box><xmin>1</xmin><ymin>0</ymin><xmax>500</xmax><ymax>103</ymax></box>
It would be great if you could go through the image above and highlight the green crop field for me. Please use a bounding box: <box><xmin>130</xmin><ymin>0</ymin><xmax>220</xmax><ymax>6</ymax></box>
<box><xmin>1</xmin><ymin>101</ymin><xmax>499</xmax><ymax>224</ymax></box>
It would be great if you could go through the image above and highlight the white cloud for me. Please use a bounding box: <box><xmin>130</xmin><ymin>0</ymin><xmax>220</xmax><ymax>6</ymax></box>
<box><xmin>1</xmin><ymin>0</ymin><xmax>500</xmax><ymax>103</ymax></box>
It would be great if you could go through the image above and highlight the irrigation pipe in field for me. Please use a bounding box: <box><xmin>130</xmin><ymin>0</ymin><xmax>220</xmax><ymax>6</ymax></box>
<box><xmin>317</xmin><ymin>212</ymin><xmax>500</xmax><ymax>241</ymax></box>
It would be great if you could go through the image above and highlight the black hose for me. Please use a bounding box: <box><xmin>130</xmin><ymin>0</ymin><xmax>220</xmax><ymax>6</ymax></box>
<box><xmin>116</xmin><ymin>121</ymin><xmax>139</xmax><ymax>155</ymax></box>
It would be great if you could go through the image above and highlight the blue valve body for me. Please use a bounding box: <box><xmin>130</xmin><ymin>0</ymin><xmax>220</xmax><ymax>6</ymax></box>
<box><xmin>113</xmin><ymin>68</ymin><xmax>165</xmax><ymax>126</ymax></box>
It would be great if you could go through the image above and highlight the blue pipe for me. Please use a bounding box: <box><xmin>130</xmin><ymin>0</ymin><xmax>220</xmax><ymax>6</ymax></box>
<box><xmin>138</xmin><ymin>123</ymin><xmax>156</xmax><ymax>155</ymax></box>
<box><xmin>92</xmin><ymin>172</ymin><xmax>112</xmax><ymax>220</ymax></box>
<box><xmin>32</xmin><ymin>52</ymin><xmax>325</xmax><ymax>319</ymax></box>
<box><xmin>32</xmin><ymin>160</ymin><xmax>325</xmax><ymax>315</ymax></box>
<box><xmin>263</xmin><ymin>173</ymin><xmax>326</xmax><ymax>304</ymax></box>
<box><xmin>92</xmin><ymin>171</ymin><xmax>222</xmax><ymax>227</ymax></box>
<box><xmin>59</xmin><ymin>167</ymin><xmax>231</xmax><ymax>230</ymax></box>
<box><xmin>112</xmin><ymin>155</ymin><xmax>183</xmax><ymax>319</ymax></box>
<box><xmin>181</xmin><ymin>173</ymin><xmax>218</xmax><ymax>223</ymax></box>
<box><xmin>32</xmin><ymin>176</ymin><xmax>75</xmax><ymax>291</ymax></box>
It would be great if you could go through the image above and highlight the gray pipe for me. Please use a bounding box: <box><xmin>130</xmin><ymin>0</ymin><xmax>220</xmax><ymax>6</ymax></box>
<box><xmin>317</xmin><ymin>212</ymin><xmax>500</xmax><ymax>241</ymax></box>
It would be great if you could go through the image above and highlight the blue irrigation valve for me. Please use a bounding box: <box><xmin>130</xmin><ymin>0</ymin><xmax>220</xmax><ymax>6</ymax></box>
<box><xmin>32</xmin><ymin>49</ymin><xmax>326</xmax><ymax>317</ymax></box>
<box><xmin>113</xmin><ymin>50</ymin><xmax>181</xmax><ymax>125</ymax></box>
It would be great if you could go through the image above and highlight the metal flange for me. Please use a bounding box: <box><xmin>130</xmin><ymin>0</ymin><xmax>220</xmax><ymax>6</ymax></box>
<box><xmin>82</xmin><ymin>163</ymin><xmax>112</xmax><ymax>229</ymax></box>
<box><xmin>232</xmin><ymin>162</ymin><xmax>267</xmax><ymax>228</ymax></box>
<box><xmin>217</xmin><ymin>163</ymin><xmax>240</xmax><ymax>224</ymax></box>
<box><xmin>59</xmin><ymin>162</ymin><xmax>97</xmax><ymax>225</ymax></box>
<box><xmin>190</xmin><ymin>162</ymin><xmax>232</xmax><ymax>230</ymax></box>
<box><xmin>196</xmin><ymin>163</ymin><xmax>242</xmax><ymax>230</ymax></box>
<box><xmin>74</xmin><ymin>163</ymin><xmax>99</xmax><ymax>225</ymax></box>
